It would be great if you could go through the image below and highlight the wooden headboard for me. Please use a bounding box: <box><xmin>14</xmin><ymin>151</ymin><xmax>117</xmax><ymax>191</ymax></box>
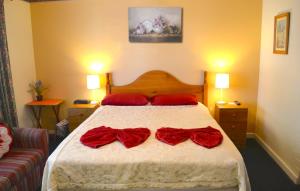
<box><xmin>105</xmin><ymin>70</ymin><xmax>208</xmax><ymax>106</ymax></box>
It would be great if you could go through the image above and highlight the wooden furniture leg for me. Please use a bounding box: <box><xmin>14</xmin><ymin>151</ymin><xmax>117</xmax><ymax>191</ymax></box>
<box><xmin>30</xmin><ymin>106</ymin><xmax>43</xmax><ymax>128</ymax></box>
<box><xmin>52</xmin><ymin>105</ymin><xmax>61</xmax><ymax>123</ymax></box>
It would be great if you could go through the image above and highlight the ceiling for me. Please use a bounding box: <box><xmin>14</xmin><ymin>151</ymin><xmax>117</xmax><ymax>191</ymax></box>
<box><xmin>24</xmin><ymin>0</ymin><xmax>65</xmax><ymax>2</ymax></box>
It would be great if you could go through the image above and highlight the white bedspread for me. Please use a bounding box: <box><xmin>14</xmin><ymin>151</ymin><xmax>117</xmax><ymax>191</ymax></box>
<box><xmin>42</xmin><ymin>104</ymin><xmax>250</xmax><ymax>191</ymax></box>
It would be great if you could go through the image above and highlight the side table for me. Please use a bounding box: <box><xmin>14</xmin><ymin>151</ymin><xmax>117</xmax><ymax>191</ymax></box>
<box><xmin>26</xmin><ymin>99</ymin><xmax>64</xmax><ymax>128</ymax></box>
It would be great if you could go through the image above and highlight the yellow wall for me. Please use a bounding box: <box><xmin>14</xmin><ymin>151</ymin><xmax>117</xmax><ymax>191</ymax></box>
<box><xmin>4</xmin><ymin>0</ymin><xmax>36</xmax><ymax>128</ymax></box>
<box><xmin>257</xmin><ymin>0</ymin><xmax>300</xmax><ymax>183</ymax></box>
<box><xmin>30</xmin><ymin>0</ymin><xmax>262</xmax><ymax>131</ymax></box>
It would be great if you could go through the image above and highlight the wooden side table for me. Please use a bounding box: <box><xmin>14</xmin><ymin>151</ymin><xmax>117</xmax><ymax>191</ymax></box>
<box><xmin>67</xmin><ymin>104</ymin><xmax>99</xmax><ymax>132</ymax></box>
<box><xmin>26</xmin><ymin>99</ymin><xmax>64</xmax><ymax>128</ymax></box>
<box><xmin>215</xmin><ymin>103</ymin><xmax>248</xmax><ymax>148</ymax></box>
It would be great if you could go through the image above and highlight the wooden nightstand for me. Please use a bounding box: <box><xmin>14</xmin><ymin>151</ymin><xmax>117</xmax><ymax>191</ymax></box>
<box><xmin>215</xmin><ymin>103</ymin><xmax>248</xmax><ymax>148</ymax></box>
<box><xmin>67</xmin><ymin>104</ymin><xmax>99</xmax><ymax>131</ymax></box>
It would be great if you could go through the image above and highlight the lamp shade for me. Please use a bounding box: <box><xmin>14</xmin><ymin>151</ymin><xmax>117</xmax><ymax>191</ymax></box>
<box><xmin>87</xmin><ymin>75</ymin><xmax>100</xmax><ymax>90</ymax></box>
<box><xmin>215</xmin><ymin>73</ymin><xmax>229</xmax><ymax>89</ymax></box>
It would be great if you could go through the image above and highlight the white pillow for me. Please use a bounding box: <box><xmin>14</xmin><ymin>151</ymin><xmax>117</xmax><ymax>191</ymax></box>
<box><xmin>0</xmin><ymin>124</ymin><xmax>13</xmax><ymax>159</ymax></box>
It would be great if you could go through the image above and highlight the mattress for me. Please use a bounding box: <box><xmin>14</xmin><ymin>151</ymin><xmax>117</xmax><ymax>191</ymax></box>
<box><xmin>42</xmin><ymin>104</ymin><xmax>250</xmax><ymax>191</ymax></box>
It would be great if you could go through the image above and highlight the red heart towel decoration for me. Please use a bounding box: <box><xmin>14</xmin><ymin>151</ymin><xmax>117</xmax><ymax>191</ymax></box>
<box><xmin>80</xmin><ymin>126</ymin><xmax>151</xmax><ymax>148</ymax></box>
<box><xmin>155</xmin><ymin>127</ymin><xmax>190</xmax><ymax>146</ymax></box>
<box><xmin>189</xmin><ymin>127</ymin><xmax>223</xmax><ymax>148</ymax></box>
<box><xmin>156</xmin><ymin>126</ymin><xmax>223</xmax><ymax>148</ymax></box>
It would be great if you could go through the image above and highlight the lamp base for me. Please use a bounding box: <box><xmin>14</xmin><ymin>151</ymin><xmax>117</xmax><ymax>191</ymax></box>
<box><xmin>216</xmin><ymin>100</ymin><xmax>227</xmax><ymax>105</ymax></box>
<box><xmin>90</xmin><ymin>100</ymin><xmax>99</xmax><ymax>104</ymax></box>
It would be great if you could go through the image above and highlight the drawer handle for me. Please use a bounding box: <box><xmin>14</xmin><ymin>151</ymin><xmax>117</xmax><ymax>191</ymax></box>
<box><xmin>231</xmin><ymin>125</ymin><xmax>236</xmax><ymax>128</ymax></box>
<box><xmin>231</xmin><ymin>113</ymin><xmax>237</xmax><ymax>117</ymax></box>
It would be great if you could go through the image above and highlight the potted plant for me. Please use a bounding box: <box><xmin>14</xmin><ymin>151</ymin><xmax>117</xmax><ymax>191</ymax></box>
<box><xmin>29</xmin><ymin>80</ymin><xmax>47</xmax><ymax>101</ymax></box>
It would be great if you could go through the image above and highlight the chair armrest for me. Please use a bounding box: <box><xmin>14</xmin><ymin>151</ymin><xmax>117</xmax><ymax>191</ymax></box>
<box><xmin>13</xmin><ymin>128</ymin><xmax>49</xmax><ymax>157</ymax></box>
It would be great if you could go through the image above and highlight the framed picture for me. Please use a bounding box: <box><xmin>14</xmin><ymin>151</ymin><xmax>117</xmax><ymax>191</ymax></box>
<box><xmin>128</xmin><ymin>7</ymin><xmax>183</xmax><ymax>43</ymax></box>
<box><xmin>273</xmin><ymin>12</ymin><xmax>290</xmax><ymax>54</ymax></box>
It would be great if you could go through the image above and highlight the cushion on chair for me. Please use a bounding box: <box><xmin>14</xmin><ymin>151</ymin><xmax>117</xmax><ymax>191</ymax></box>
<box><xmin>0</xmin><ymin>148</ymin><xmax>44</xmax><ymax>191</ymax></box>
<box><xmin>0</xmin><ymin>123</ymin><xmax>13</xmax><ymax>159</ymax></box>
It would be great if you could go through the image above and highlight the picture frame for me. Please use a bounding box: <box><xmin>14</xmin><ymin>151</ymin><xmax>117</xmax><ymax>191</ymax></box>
<box><xmin>128</xmin><ymin>7</ymin><xmax>183</xmax><ymax>43</ymax></box>
<box><xmin>273</xmin><ymin>12</ymin><xmax>290</xmax><ymax>54</ymax></box>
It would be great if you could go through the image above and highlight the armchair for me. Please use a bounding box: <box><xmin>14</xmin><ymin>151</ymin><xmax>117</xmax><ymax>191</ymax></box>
<box><xmin>0</xmin><ymin>128</ymin><xmax>48</xmax><ymax>191</ymax></box>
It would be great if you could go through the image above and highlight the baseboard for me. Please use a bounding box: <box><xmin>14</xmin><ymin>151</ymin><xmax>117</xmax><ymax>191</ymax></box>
<box><xmin>254</xmin><ymin>134</ymin><xmax>299</xmax><ymax>184</ymax></box>
<box><xmin>246</xmin><ymin>132</ymin><xmax>256</xmax><ymax>138</ymax></box>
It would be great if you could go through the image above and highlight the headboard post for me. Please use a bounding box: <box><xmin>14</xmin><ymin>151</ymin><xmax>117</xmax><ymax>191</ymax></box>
<box><xmin>203</xmin><ymin>71</ymin><xmax>208</xmax><ymax>106</ymax></box>
<box><xmin>106</xmin><ymin>73</ymin><xmax>112</xmax><ymax>95</ymax></box>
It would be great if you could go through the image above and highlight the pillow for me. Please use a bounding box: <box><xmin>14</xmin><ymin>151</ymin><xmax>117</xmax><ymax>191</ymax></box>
<box><xmin>101</xmin><ymin>93</ymin><xmax>148</xmax><ymax>106</ymax></box>
<box><xmin>151</xmin><ymin>94</ymin><xmax>198</xmax><ymax>105</ymax></box>
<box><xmin>0</xmin><ymin>123</ymin><xmax>13</xmax><ymax>159</ymax></box>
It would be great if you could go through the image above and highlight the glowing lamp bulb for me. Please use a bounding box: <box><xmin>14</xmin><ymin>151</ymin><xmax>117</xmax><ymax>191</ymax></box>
<box><xmin>87</xmin><ymin>75</ymin><xmax>100</xmax><ymax>90</ymax></box>
<box><xmin>215</xmin><ymin>73</ymin><xmax>229</xmax><ymax>104</ymax></box>
<box><xmin>215</xmin><ymin>73</ymin><xmax>229</xmax><ymax>89</ymax></box>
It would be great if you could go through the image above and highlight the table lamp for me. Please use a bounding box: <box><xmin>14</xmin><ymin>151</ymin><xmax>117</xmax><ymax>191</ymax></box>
<box><xmin>215</xmin><ymin>73</ymin><xmax>229</xmax><ymax>104</ymax></box>
<box><xmin>87</xmin><ymin>74</ymin><xmax>100</xmax><ymax>104</ymax></box>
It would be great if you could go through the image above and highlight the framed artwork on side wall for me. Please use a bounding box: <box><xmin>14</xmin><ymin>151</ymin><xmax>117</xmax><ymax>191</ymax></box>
<box><xmin>273</xmin><ymin>12</ymin><xmax>290</xmax><ymax>54</ymax></box>
<box><xmin>128</xmin><ymin>7</ymin><xmax>183</xmax><ymax>43</ymax></box>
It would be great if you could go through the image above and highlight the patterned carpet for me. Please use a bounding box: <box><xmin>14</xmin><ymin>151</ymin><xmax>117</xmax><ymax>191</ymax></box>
<box><xmin>46</xmin><ymin>136</ymin><xmax>300</xmax><ymax>191</ymax></box>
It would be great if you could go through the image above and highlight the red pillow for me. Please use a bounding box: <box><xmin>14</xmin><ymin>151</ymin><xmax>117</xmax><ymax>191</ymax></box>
<box><xmin>0</xmin><ymin>123</ymin><xmax>13</xmax><ymax>159</ymax></box>
<box><xmin>101</xmin><ymin>93</ymin><xmax>148</xmax><ymax>106</ymax></box>
<box><xmin>151</xmin><ymin>94</ymin><xmax>198</xmax><ymax>105</ymax></box>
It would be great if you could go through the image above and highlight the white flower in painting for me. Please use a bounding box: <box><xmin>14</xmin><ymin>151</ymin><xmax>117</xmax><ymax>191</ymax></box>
<box><xmin>142</xmin><ymin>20</ymin><xmax>153</xmax><ymax>33</ymax></box>
<box><xmin>153</xmin><ymin>16</ymin><xmax>168</xmax><ymax>34</ymax></box>
<box><xmin>135</xmin><ymin>23</ymin><xmax>146</xmax><ymax>35</ymax></box>
<box><xmin>153</xmin><ymin>26</ymin><xmax>163</xmax><ymax>34</ymax></box>
<box><xmin>132</xmin><ymin>15</ymin><xmax>179</xmax><ymax>35</ymax></box>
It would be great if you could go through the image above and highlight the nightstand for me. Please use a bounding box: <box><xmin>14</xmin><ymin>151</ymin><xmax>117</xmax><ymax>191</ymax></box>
<box><xmin>67</xmin><ymin>104</ymin><xmax>99</xmax><ymax>131</ymax></box>
<box><xmin>215</xmin><ymin>103</ymin><xmax>248</xmax><ymax>148</ymax></box>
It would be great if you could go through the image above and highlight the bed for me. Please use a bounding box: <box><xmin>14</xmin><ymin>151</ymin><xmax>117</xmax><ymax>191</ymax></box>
<box><xmin>42</xmin><ymin>70</ymin><xmax>250</xmax><ymax>191</ymax></box>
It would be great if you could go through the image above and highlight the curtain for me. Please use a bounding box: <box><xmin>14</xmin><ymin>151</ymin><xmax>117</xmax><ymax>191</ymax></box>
<box><xmin>0</xmin><ymin>0</ymin><xmax>18</xmax><ymax>128</ymax></box>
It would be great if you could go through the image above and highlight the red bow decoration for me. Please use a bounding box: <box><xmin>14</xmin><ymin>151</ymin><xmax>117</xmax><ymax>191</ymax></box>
<box><xmin>80</xmin><ymin>126</ymin><xmax>151</xmax><ymax>148</ymax></box>
<box><xmin>156</xmin><ymin>126</ymin><xmax>223</xmax><ymax>148</ymax></box>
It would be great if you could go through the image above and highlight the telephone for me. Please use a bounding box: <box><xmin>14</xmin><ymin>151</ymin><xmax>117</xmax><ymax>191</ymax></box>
<box><xmin>73</xmin><ymin>99</ymin><xmax>91</xmax><ymax>104</ymax></box>
<box><xmin>234</xmin><ymin>101</ymin><xmax>241</xmax><ymax>105</ymax></box>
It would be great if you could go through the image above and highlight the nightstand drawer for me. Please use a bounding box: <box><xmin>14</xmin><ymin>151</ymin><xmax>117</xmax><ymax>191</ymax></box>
<box><xmin>68</xmin><ymin>118</ymin><xmax>83</xmax><ymax>131</ymax></box>
<box><xmin>221</xmin><ymin>122</ymin><xmax>247</xmax><ymax>148</ymax></box>
<box><xmin>68</xmin><ymin>108</ymin><xmax>94</xmax><ymax>117</ymax></box>
<box><xmin>221</xmin><ymin>122</ymin><xmax>247</xmax><ymax>131</ymax></box>
<box><xmin>68</xmin><ymin>112</ymin><xmax>90</xmax><ymax>131</ymax></box>
<box><xmin>68</xmin><ymin>114</ymin><xmax>89</xmax><ymax>124</ymax></box>
<box><xmin>67</xmin><ymin>107</ymin><xmax>97</xmax><ymax>131</ymax></box>
<box><xmin>219</xmin><ymin>109</ymin><xmax>247</xmax><ymax>122</ymax></box>
<box><xmin>220</xmin><ymin>122</ymin><xmax>247</xmax><ymax>135</ymax></box>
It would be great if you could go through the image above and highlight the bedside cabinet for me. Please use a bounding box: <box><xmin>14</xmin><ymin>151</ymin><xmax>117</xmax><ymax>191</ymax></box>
<box><xmin>215</xmin><ymin>103</ymin><xmax>248</xmax><ymax>148</ymax></box>
<box><xmin>67</xmin><ymin>104</ymin><xmax>99</xmax><ymax>131</ymax></box>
